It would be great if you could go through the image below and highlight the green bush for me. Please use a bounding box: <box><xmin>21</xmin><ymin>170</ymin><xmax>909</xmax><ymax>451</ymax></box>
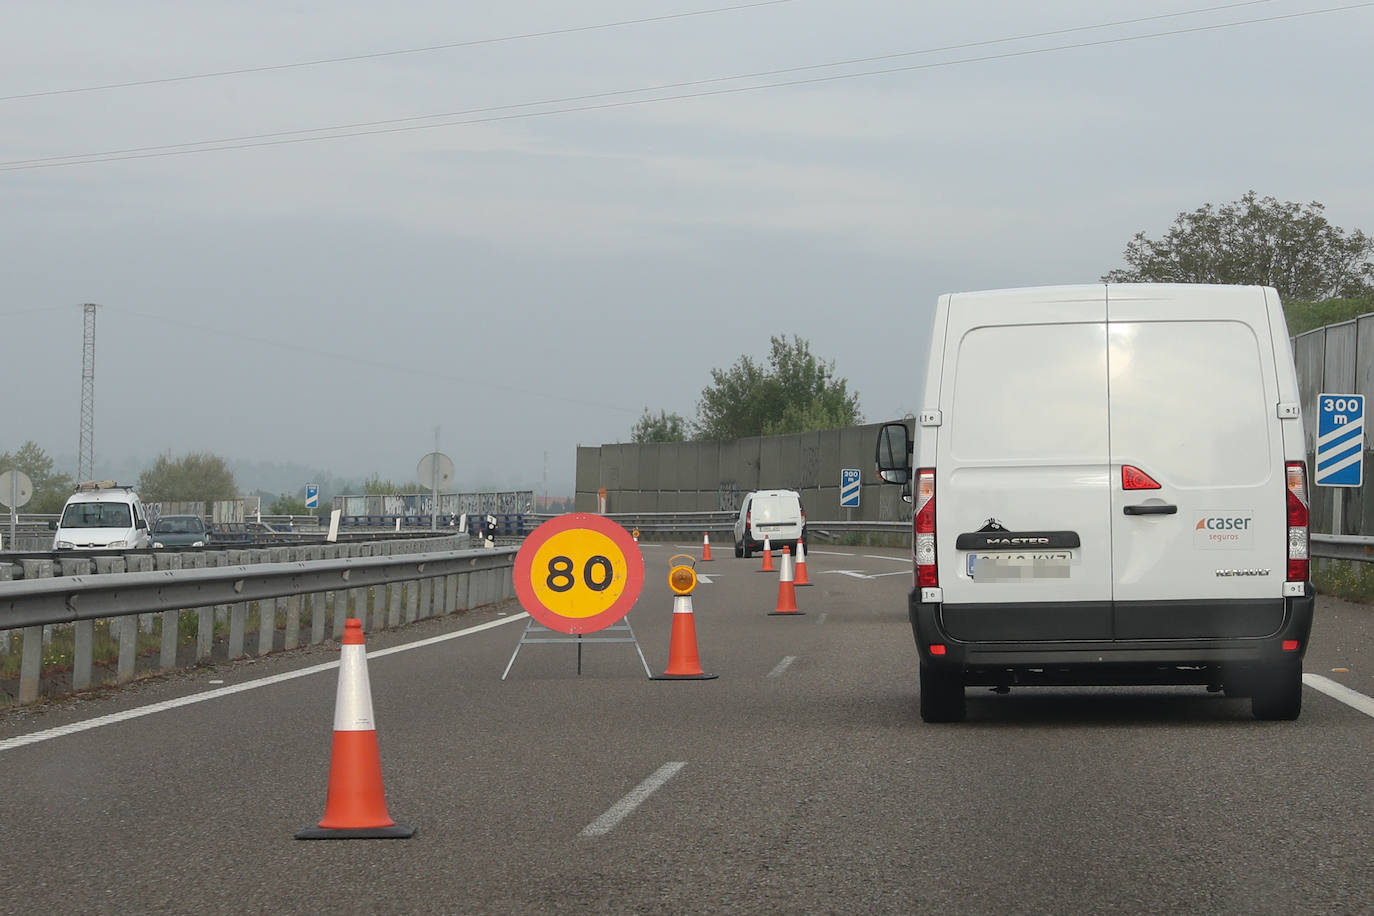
<box><xmin>1286</xmin><ymin>297</ymin><xmax>1374</xmax><ymax>335</ymax></box>
<box><xmin>1313</xmin><ymin>558</ymin><xmax>1374</xmax><ymax>603</ymax></box>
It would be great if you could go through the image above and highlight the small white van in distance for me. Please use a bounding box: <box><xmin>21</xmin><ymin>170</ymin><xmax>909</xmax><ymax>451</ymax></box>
<box><xmin>876</xmin><ymin>284</ymin><xmax>1313</xmax><ymax>722</ymax></box>
<box><xmin>53</xmin><ymin>482</ymin><xmax>153</xmax><ymax>550</ymax></box>
<box><xmin>734</xmin><ymin>489</ymin><xmax>806</xmax><ymax>558</ymax></box>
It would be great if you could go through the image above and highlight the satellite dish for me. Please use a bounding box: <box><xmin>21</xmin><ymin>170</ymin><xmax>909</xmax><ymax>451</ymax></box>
<box><xmin>0</xmin><ymin>469</ymin><xmax>34</xmax><ymax>510</ymax></box>
<box><xmin>416</xmin><ymin>452</ymin><xmax>455</xmax><ymax>490</ymax></box>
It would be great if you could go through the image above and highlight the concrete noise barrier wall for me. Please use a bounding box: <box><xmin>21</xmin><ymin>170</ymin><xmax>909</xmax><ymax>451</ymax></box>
<box><xmin>574</xmin><ymin>421</ymin><xmax>911</xmax><ymax>522</ymax></box>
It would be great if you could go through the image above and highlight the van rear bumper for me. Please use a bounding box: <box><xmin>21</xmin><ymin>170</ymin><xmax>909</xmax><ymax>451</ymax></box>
<box><xmin>908</xmin><ymin>589</ymin><xmax>1314</xmax><ymax>686</ymax></box>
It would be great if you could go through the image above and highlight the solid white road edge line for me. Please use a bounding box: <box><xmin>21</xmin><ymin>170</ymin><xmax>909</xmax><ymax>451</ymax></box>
<box><xmin>0</xmin><ymin>612</ymin><xmax>531</xmax><ymax>753</ymax></box>
<box><xmin>767</xmin><ymin>656</ymin><xmax>797</xmax><ymax>678</ymax></box>
<box><xmin>1303</xmin><ymin>673</ymin><xmax>1374</xmax><ymax>719</ymax></box>
<box><xmin>580</xmin><ymin>761</ymin><xmax>687</xmax><ymax>837</ymax></box>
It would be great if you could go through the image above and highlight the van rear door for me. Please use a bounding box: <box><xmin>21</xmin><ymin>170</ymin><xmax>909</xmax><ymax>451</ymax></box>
<box><xmin>1106</xmin><ymin>286</ymin><xmax>1288</xmax><ymax>637</ymax></box>
<box><xmin>935</xmin><ymin>288</ymin><xmax>1115</xmax><ymax>640</ymax></box>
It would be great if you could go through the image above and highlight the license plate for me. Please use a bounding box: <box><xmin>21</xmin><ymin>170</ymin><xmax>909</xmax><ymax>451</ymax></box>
<box><xmin>966</xmin><ymin>551</ymin><xmax>1072</xmax><ymax>580</ymax></box>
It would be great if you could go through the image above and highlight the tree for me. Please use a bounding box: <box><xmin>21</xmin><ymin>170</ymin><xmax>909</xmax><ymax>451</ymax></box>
<box><xmin>270</xmin><ymin>494</ymin><xmax>310</xmax><ymax>515</ymax></box>
<box><xmin>0</xmin><ymin>441</ymin><xmax>74</xmax><ymax>513</ymax></box>
<box><xmin>1103</xmin><ymin>191</ymin><xmax>1374</xmax><ymax>303</ymax></box>
<box><xmin>137</xmin><ymin>453</ymin><xmax>237</xmax><ymax>502</ymax></box>
<box><xmin>631</xmin><ymin>409</ymin><xmax>689</xmax><ymax>443</ymax></box>
<box><xmin>694</xmin><ymin>335</ymin><xmax>862</xmax><ymax>440</ymax></box>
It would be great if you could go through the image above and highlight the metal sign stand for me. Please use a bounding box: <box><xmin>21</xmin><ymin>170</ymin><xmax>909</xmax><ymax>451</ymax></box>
<box><xmin>502</xmin><ymin>616</ymin><xmax>652</xmax><ymax>680</ymax></box>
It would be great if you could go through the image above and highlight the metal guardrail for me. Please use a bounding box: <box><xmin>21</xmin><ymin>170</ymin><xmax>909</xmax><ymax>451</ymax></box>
<box><xmin>1311</xmin><ymin>534</ymin><xmax>1374</xmax><ymax>562</ymax></box>
<box><xmin>0</xmin><ymin>543</ymin><xmax>517</xmax><ymax>705</ymax></box>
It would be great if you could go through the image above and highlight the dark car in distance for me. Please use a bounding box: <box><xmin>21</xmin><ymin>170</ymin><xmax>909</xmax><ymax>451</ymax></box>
<box><xmin>150</xmin><ymin>515</ymin><xmax>210</xmax><ymax>548</ymax></box>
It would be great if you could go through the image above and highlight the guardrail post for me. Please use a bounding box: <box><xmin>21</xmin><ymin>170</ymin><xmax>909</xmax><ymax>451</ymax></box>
<box><xmin>228</xmin><ymin>550</ymin><xmax>248</xmax><ymax>659</ymax></box>
<box><xmin>304</xmin><ymin>546</ymin><xmax>325</xmax><ymax>645</ymax></box>
<box><xmin>254</xmin><ymin>550</ymin><xmax>274</xmax><ymax>656</ymax></box>
<box><xmin>17</xmin><ymin>560</ymin><xmax>53</xmax><ymax>701</ymax></box>
<box><xmin>117</xmin><ymin>554</ymin><xmax>152</xmax><ymax>684</ymax></box>
<box><xmin>155</xmin><ymin>553</ymin><xmax>183</xmax><ymax>671</ymax></box>
<box><xmin>477</xmin><ymin>566</ymin><xmax>493</xmax><ymax>608</ymax></box>
<box><xmin>122</xmin><ymin>554</ymin><xmax>155</xmax><ymax>635</ymax></box>
<box><xmin>443</xmin><ymin>570</ymin><xmax>457</xmax><ymax>614</ymax></box>
<box><xmin>434</xmin><ymin>570</ymin><xmax>447</xmax><ymax>616</ymax></box>
<box><xmin>387</xmin><ymin>576</ymin><xmax>402</xmax><ymax>627</ymax></box>
<box><xmin>278</xmin><ymin>548</ymin><xmax>300</xmax><ymax>650</ymax></box>
<box><xmin>21</xmin><ymin>559</ymin><xmax>55</xmax><ymax>648</ymax></box>
<box><xmin>405</xmin><ymin>570</ymin><xmax>420</xmax><ymax>623</ymax></box>
<box><xmin>418</xmin><ymin>573</ymin><xmax>432</xmax><ymax>620</ymax></box>
<box><xmin>0</xmin><ymin>561</ymin><xmax>12</xmax><ymax>656</ymax></box>
<box><xmin>203</xmin><ymin>551</ymin><xmax>227</xmax><ymax>660</ymax></box>
<box><xmin>20</xmin><ymin>622</ymin><xmax>43</xmax><ymax>703</ymax></box>
<box><xmin>454</xmin><ymin>566</ymin><xmax>471</xmax><ymax>611</ymax></box>
<box><xmin>51</xmin><ymin>558</ymin><xmax>94</xmax><ymax>690</ymax></box>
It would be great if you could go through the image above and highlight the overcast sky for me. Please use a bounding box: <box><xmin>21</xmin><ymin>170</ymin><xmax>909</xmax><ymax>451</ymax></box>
<box><xmin>4</xmin><ymin>0</ymin><xmax>1373</xmax><ymax>498</ymax></box>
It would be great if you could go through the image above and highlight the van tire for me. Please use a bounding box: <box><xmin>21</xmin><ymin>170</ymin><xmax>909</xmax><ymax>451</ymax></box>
<box><xmin>742</xmin><ymin>540</ymin><xmax>752</xmax><ymax>559</ymax></box>
<box><xmin>734</xmin><ymin>541</ymin><xmax>743</xmax><ymax>558</ymax></box>
<box><xmin>919</xmin><ymin>662</ymin><xmax>966</xmax><ymax>723</ymax></box>
<box><xmin>1250</xmin><ymin>661</ymin><xmax>1303</xmax><ymax>721</ymax></box>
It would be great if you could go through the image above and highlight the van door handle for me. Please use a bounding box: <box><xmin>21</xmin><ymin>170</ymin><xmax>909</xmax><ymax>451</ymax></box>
<box><xmin>1123</xmin><ymin>504</ymin><xmax>1177</xmax><ymax>516</ymax></box>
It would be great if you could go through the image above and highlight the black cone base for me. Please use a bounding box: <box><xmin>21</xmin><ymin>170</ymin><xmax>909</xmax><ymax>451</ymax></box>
<box><xmin>650</xmin><ymin>672</ymin><xmax>719</xmax><ymax>680</ymax></box>
<box><xmin>295</xmin><ymin>823</ymin><xmax>417</xmax><ymax>840</ymax></box>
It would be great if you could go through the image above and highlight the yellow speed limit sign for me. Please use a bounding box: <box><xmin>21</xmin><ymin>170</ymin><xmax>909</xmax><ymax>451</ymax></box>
<box><xmin>513</xmin><ymin>514</ymin><xmax>645</xmax><ymax>634</ymax></box>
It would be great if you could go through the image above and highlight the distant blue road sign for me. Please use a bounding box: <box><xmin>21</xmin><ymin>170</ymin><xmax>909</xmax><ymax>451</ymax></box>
<box><xmin>305</xmin><ymin>484</ymin><xmax>320</xmax><ymax>509</ymax></box>
<box><xmin>1316</xmin><ymin>393</ymin><xmax>1364</xmax><ymax>487</ymax></box>
<box><xmin>840</xmin><ymin>468</ymin><xmax>861</xmax><ymax>508</ymax></box>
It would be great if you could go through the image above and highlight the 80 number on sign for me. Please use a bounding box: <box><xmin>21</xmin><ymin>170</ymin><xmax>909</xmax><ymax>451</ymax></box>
<box><xmin>545</xmin><ymin>555</ymin><xmax>615</xmax><ymax>593</ymax></box>
<box><xmin>514</xmin><ymin>514</ymin><xmax>645</xmax><ymax>634</ymax></box>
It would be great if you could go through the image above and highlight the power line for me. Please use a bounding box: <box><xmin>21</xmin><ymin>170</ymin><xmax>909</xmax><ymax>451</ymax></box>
<box><xmin>0</xmin><ymin>0</ymin><xmax>794</xmax><ymax>103</ymax></box>
<box><xmin>0</xmin><ymin>0</ymin><xmax>1288</xmax><ymax>168</ymax></box>
<box><xmin>5</xmin><ymin>1</ymin><xmax>1372</xmax><ymax>171</ymax></box>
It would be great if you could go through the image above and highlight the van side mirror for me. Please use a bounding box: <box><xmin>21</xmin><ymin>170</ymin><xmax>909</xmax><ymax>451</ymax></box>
<box><xmin>875</xmin><ymin>421</ymin><xmax>912</xmax><ymax>485</ymax></box>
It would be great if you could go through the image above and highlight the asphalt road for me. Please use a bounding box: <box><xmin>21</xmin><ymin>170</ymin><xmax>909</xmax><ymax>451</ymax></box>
<box><xmin>2</xmin><ymin>543</ymin><xmax>1371</xmax><ymax>915</ymax></box>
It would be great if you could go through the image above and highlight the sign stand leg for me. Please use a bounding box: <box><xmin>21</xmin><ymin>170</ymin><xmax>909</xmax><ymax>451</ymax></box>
<box><xmin>501</xmin><ymin>616</ymin><xmax>652</xmax><ymax>680</ymax></box>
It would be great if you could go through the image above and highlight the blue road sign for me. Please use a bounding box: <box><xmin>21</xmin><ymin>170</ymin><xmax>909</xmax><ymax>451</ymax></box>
<box><xmin>840</xmin><ymin>468</ymin><xmax>861</xmax><ymax>508</ymax></box>
<box><xmin>305</xmin><ymin>483</ymin><xmax>320</xmax><ymax>508</ymax></box>
<box><xmin>1316</xmin><ymin>393</ymin><xmax>1364</xmax><ymax>487</ymax></box>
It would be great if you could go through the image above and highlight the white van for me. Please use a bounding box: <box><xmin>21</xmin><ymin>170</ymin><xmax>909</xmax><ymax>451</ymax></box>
<box><xmin>876</xmin><ymin>284</ymin><xmax>1313</xmax><ymax>722</ymax></box>
<box><xmin>734</xmin><ymin>489</ymin><xmax>806</xmax><ymax>558</ymax></box>
<box><xmin>53</xmin><ymin>482</ymin><xmax>152</xmax><ymax>550</ymax></box>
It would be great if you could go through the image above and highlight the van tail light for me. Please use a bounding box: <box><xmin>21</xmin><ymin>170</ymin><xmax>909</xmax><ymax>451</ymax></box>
<box><xmin>914</xmin><ymin>468</ymin><xmax>937</xmax><ymax>587</ymax></box>
<box><xmin>1285</xmin><ymin>461</ymin><xmax>1309</xmax><ymax>583</ymax></box>
<box><xmin>1122</xmin><ymin>465</ymin><xmax>1161</xmax><ymax>490</ymax></box>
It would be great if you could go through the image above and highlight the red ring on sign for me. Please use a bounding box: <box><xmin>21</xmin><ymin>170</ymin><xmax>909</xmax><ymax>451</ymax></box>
<box><xmin>513</xmin><ymin>513</ymin><xmax>645</xmax><ymax>634</ymax></box>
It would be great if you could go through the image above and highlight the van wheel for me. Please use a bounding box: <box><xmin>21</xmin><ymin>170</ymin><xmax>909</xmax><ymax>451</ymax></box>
<box><xmin>734</xmin><ymin>540</ymin><xmax>743</xmax><ymax>558</ymax></box>
<box><xmin>742</xmin><ymin>541</ymin><xmax>752</xmax><ymax>559</ymax></box>
<box><xmin>1250</xmin><ymin>661</ymin><xmax>1303</xmax><ymax>721</ymax></box>
<box><xmin>919</xmin><ymin>662</ymin><xmax>966</xmax><ymax>723</ymax></box>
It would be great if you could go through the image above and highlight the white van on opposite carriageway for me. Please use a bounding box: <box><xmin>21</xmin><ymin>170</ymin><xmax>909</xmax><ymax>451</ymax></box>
<box><xmin>53</xmin><ymin>481</ymin><xmax>152</xmax><ymax>550</ymax></box>
<box><xmin>875</xmin><ymin>283</ymin><xmax>1313</xmax><ymax>723</ymax></box>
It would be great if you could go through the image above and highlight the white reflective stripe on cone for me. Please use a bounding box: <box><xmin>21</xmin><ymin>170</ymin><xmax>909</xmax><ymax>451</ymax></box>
<box><xmin>673</xmin><ymin>595</ymin><xmax>693</xmax><ymax>615</ymax></box>
<box><xmin>333</xmin><ymin>643</ymin><xmax>376</xmax><ymax>732</ymax></box>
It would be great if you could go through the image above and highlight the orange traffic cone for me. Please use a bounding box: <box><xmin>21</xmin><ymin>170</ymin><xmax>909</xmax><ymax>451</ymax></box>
<box><xmin>701</xmin><ymin>532</ymin><xmax>713</xmax><ymax>561</ymax></box>
<box><xmin>768</xmin><ymin>547</ymin><xmax>804</xmax><ymax>616</ymax></box>
<box><xmin>794</xmin><ymin>539</ymin><xmax>812</xmax><ymax>586</ymax></box>
<box><xmin>652</xmin><ymin>594</ymin><xmax>719</xmax><ymax>680</ymax></box>
<box><xmin>297</xmin><ymin>619</ymin><xmax>415</xmax><ymax>839</ymax></box>
<box><xmin>759</xmin><ymin>534</ymin><xmax>774</xmax><ymax>572</ymax></box>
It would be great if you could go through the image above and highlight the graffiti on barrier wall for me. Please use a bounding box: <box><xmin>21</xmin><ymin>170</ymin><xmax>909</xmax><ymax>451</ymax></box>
<box><xmin>717</xmin><ymin>482</ymin><xmax>742</xmax><ymax>513</ymax></box>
